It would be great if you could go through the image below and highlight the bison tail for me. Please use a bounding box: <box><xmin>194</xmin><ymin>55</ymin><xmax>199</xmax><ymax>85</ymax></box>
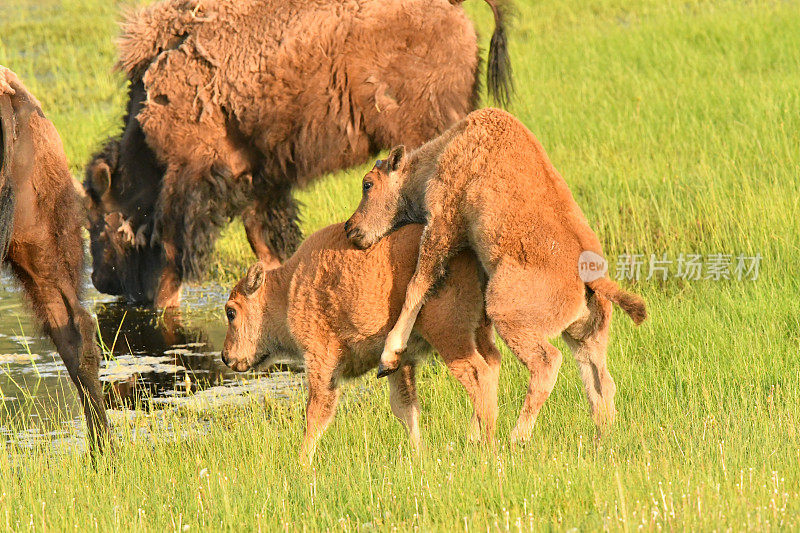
<box><xmin>586</xmin><ymin>277</ymin><xmax>647</xmax><ymax>325</ymax></box>
<box><xmin>0</xmin><ymin>94</ymin><xmax>16</xmax><ymax>262</ymax></box>
<box><xmin>483</xmin><ymin>0</ymin><xmax>514</xmax><ymax>107</ymax></box>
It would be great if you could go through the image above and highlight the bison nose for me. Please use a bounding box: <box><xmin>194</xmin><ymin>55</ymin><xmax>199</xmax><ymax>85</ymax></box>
<box><xmin>221</xmin><ymin>351</ymin><xmax>230</xmax><ymax>367</ymax></box>
<box><xmin>91</xmin><ymin>269</ymin><xmax>117</xmax><ymax>295</ymax></box>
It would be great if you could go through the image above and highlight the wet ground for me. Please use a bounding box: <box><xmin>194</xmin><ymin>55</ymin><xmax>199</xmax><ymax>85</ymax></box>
<box><xmin>0</xmin><ymin>269</ymin><xmax>303</xmax><ymax>450</ymax></box>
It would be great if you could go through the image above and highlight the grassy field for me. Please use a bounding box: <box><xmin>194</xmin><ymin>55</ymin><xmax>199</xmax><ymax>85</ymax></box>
<box><xmin>2</xmin><ymin>0</ymin><xmax>800</xmax><ymax>530</ymax></box>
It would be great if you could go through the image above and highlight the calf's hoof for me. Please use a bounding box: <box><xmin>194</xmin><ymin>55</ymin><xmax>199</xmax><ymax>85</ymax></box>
<box><xmin>376</xmin><ymin>360</ymin><xmax>400</xmax><ymax>379</ymax></box>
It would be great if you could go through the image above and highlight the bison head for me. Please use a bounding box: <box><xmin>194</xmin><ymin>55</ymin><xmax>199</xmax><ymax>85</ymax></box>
<box><xmin>84</xmin><ymin>137</ymin><xmax>164</xmax><ymax>305</ymax></box>
<box><xmin>344</xmin><ymin>146</ymin><xmax>419</xmax><ymax>249</ymax></box>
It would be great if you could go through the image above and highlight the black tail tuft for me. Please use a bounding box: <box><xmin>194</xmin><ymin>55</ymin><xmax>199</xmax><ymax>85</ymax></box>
<box><xmin>485</xmin><ymin>0</ymin><xmax>515</xmax><ymax>107</ymax></box>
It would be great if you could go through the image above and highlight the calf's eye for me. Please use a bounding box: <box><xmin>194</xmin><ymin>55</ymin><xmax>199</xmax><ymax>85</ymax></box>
<box><xmin>362</xmin><ymin>181</ymin><xmax>373</xmax><ymax>193</ymax></box>
<box><xmin>226</xmin><ymin>308</ymin><xmax>237</xmax><ymax>322</ymax></box>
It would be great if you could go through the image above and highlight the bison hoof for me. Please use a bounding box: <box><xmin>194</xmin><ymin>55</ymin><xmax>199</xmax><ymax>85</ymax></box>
<box><xmin>376</xmin><ymin>361</ymin><xmax>400</xmax><ymax>379</ymax></box>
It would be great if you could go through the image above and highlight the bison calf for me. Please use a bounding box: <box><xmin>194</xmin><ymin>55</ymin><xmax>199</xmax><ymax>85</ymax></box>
<box><xmin>345</xmin><ymin>107</ymin><xmax>647</xmax><ymax>443</ymax></box>
<box><xmin>221</xmin><ymin>223</ymin><xmax>501</xmax><ymax>463</ymax></box>
<box><xmin>0</xmin><ymin>66</ymin><xmax>107</xmax><ymax>452</ymax></box>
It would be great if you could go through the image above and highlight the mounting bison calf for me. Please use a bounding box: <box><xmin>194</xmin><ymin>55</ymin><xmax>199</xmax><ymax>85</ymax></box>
<box><xmin>0</xmin><ymin>66</ymin><xmax>107</xmax><ymax>452</ymax></box>
<box><xmin>221</xmin><ymin>223</ymin><xmax>501</xmax><ymax>464</ymax></box>
<box><xmin>345</xmin><ymin>107</ymin><xmax>647</xmax><ymax>443</ymax></box>
<box><xmin>84</xmin><ymin>0</ymin><xmax>514</xmax><ymax>308</ymax></box>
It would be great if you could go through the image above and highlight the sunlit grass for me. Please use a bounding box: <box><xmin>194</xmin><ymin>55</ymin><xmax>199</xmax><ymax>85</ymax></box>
<box><xmin>1</xmin><ymin>0</ymin><xmax>799</xmax><ymax>529</ymax></box>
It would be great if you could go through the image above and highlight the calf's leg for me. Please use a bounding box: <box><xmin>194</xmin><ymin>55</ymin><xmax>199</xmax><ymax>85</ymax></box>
<box><xmin>487</xmin><ymin>261</ymin><xmax>583</xmax><ymax>445</ymax></box>
<box><xmin>500</xmin><ymin>332</ymin><xmax>562</xmax><ymax>445</ymax></box>
<box><xmin>380</xmin><ymin>218</ymin><xmax>462</xmax><ymax>376</ymax></box>
<box><xmin>440</xmin><ymin>346</ymin><xmax>499</xmax><ymax>445</ymax></box>
<box><xmin>562</xmin><ymin>293</ymin><xmax>616</xmax><ymax>431</ymax></box>
<box><xmin>300</xmin><ymin>353</ymin><xmax>340</xmax><ymax>466</ymax></box>
<box><xmin>387</xmin><ymin>363</ymin><xmax>421</xmax><ymax>451</ymax></box>
<box><xmin>469</xmin><ymin>321</ymin><xmax>502</xmax><ymax>443</ymax></box>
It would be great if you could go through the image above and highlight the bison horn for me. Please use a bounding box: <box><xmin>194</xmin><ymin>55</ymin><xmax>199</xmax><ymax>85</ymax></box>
<box><xmin>117</xmin><ymin>217</ymin><xmax>137</xmax><ymax>246</ymax></box>
<box><xmin>134</xmin><ymin>224</ymin><xmax>149</xmax><ymax>248</ymax></box>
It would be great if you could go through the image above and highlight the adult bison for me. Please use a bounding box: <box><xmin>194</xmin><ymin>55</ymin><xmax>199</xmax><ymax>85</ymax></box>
<box><xmin>0</xmin><ymin>66</ymin><xmax>107</xmax><ymax>453</ymax></box>
<box><xmin>84</xmin><ymin>0</ymin><xmax>513</xmax><ymax>308</ymax></box>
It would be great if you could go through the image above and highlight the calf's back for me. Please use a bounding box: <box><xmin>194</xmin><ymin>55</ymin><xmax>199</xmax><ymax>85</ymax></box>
<box><xmin>287</xmin><ymin>224</ymin><xmax>486</xmax><ymax>378</ymax></box>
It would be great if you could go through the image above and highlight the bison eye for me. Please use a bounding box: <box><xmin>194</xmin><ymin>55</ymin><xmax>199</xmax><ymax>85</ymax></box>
<box><xmin>226</xmin><ymin>308</ymin><xmax>237</xmax><ymax>322</ymax></box>
<box><xmin>362</xmin><ymin>181</ymin><xmax>373</xmax><ymax>193</ymax></box>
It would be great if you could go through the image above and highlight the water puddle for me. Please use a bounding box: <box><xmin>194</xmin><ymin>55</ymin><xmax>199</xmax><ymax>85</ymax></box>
<box><xmin>0</xmin><ymin>270</ymin><xmax>304</xmax><ymax>452</ymax></box>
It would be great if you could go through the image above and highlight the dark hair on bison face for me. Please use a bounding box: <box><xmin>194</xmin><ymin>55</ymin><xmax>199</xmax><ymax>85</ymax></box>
<box><xmin>84</xmin><ymin>141</ymin><xmax>123</xmax><ymax>295</ymax></box>
<box><xmin>83</xmin><ymin>78</ymin><xmax>168</xmax><ymax>305</ymax></box>
<box><xmin>84</xmin><ymin>139</ymin><xmax>164</xmax><ymax>305</ymax></box>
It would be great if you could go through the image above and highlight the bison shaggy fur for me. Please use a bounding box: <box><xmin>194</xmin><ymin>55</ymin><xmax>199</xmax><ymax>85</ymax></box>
<box><xmin>84</xmin><ymin>0</ymin><xmax>513</xmax><ymax>307</ymax></box>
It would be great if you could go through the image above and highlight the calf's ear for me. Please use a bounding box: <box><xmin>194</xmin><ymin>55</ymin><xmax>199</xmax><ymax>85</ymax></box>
<box><xmin>387</xmin><ymin>145</ymin><xmax>406</xmax><ymax>172</ymax></box>
<box><xmin>244</xmin><ymin>262</ymin><xmax>266</xmax><ymax>296</ymax></box>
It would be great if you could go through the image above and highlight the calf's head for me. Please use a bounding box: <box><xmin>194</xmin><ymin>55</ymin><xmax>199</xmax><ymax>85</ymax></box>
<box><xmin>84</xmin><ymin>139</ymin><xmax>163</xmax><ymax>304</ymax></box>
<box><xmin>344</xmin><ymin>146</ymin><xmax>410</xmax><ymax>249</ymax></box>
<box><xmin>222</xmin><ymin>262</ymin><xmax>273</xmax><ymax>372</ymax></box>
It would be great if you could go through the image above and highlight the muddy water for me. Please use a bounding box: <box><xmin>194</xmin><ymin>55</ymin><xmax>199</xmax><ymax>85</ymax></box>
<box><xmin>0</xmin><ymin>270</ymin><xmax>303</xmax><ymax>449</ymax></box>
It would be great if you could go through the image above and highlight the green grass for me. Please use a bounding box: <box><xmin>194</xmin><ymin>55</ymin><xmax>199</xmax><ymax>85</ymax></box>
<box><xmin>2</xmin><ymin>0</ymin><xmax>800</xmax><ymax>529</ymax></box>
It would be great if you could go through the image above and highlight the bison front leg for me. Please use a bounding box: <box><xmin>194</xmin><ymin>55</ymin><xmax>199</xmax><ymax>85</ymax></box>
<box><xmin>68</xmin><ymin>305</ymin><xmax>109</xmax><ymax>454</ymax></box>
<box><xmin>155</xmin><ymin>242</ymin><xmax>184</xmax><ymax>309</ymax></box>
<box><xmin>249</xmin><ymin>173</ymin><xmax>303</xmax><ymax>264</ymax></box>
<box><xmin>300</xmin><ymin>353</ymin><xmax>340</xmax><ymax>467</ymax></box>
<box><xmin>9</xmin><ymin>260</ymin><xmax>108</xmax><ymax>454</ymax></box>
<box><xmin>379</xmin><ymin>219</ymin><xmax>462</xmax><ymax>377</ymax></box>
<box><xmin>241</xmin><ymin>201</ymin><xmax>286</xmax><ymax>269</ymax></box>
<box><xmin>154</xmin><ymin>164</ymin><xmax>232</xmax><ymax>308</ymax></box>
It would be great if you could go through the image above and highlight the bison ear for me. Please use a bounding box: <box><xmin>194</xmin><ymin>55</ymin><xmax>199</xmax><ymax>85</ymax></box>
<box><xmin>90</xmin><ymin>160</ymin><xmax>112</xmax><ymax>195</ymax></box>
<box><xmin>387</xmin><ymin>145</ymin><xmax>406</xmax><ymax>172</ymax></box>
<box><xmin>244</xmin><ymin>262</ymin><xmax>266</xmax><ymax>297</ymax></box>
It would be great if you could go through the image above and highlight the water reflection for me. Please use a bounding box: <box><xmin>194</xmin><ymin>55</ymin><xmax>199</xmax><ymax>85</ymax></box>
<box><xmin>0</xmin><ymin>273</ymin><xmax>302</xmax><ymax>447</ymax></box>
<box><xmin>94</xmin><ymin>300</ymin><xmax>230</xmax><ymax>409</ymax></box>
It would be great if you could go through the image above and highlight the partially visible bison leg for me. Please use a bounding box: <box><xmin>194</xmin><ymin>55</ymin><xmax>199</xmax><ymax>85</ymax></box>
<box><xmin>241</xmin><ymin>202</ymin><xmax>281</xmax><ymax>269</ymax></box>
<box><xmin>154</xmin><ymin>162</ymin><xmax>235</xmax><ymax>308</ymax></box>
<box><xmin>8</xmin><ymin>253</ymin><xmax>108</xmax><ymax>454</ymax></box>
<box><xmin>155</xmin><ymin>242</ymin><xmax>184</xmax><ymax>309</ymax></box>
<box><xmin>247</xmin><ymin>175</ymin><xmax>303</xmax><ymax>264</ymax></box>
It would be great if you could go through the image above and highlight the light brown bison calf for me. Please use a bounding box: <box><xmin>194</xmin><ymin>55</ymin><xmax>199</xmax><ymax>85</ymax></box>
<box><xmin>345</xmin><ymin>107</ymin><xmax>647</xmax><ymax>443</ymax></box>
<box><xmin>0</xmin><ymin>66</ymin><xmax>107</xmax><ymax>452</ymax></box>
<box><xmin>221</xmin><ymin>223</ymin><xmax>501</xmax><ymax>463</ymax></box>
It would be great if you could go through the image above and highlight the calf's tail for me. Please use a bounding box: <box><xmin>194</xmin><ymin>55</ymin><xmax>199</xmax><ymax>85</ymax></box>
<box><xmin>0</xmin><ymin>94</ymin><xmax>16</xmax><ymax>262</ymax></box>
<box><xmin>586</xmin><ymin>277</ymin><xmax>647</xmax><ymax>325</ymax></box>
